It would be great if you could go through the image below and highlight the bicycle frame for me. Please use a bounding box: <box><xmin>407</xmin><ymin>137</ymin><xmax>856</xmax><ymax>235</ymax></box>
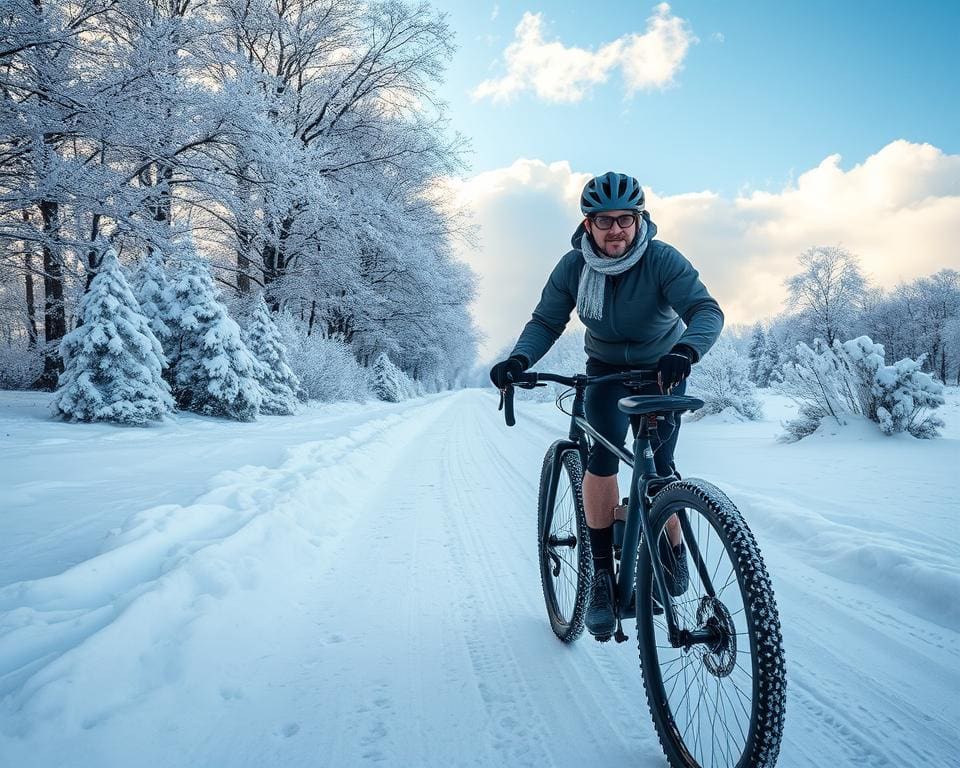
<box><xmin>541</xmin><ymin>377</ymin><xmax>720</xmax><ymax>647</ymax></box>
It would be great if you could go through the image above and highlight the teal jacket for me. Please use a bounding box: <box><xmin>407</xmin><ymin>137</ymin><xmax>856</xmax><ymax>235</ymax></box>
<box><xmin>511</xmin><ymin>218</ymin><xmax>724</xmax><ymax>367</ymax></box>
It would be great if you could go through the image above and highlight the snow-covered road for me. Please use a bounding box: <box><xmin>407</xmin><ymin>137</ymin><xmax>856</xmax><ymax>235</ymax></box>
<box><xmin>0</xmin><ymin>389</ymin><xmax>957</xmax><ymax>767</ymax></box>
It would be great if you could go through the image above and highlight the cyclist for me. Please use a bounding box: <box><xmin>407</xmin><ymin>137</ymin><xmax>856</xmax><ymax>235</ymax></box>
<box><xmin>490</xmin><ymin>171</ymin><xmax>723</xmax><ymax>639</ymax></box>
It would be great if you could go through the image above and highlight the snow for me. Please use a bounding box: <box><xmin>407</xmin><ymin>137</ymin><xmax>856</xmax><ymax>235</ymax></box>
<box><xmin>1</xmin><ymin>387</ymin><xmax>958</xmax><ymax>767</ymax></box>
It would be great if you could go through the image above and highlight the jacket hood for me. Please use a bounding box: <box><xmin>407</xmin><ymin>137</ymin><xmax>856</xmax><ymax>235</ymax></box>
<box><xmin>571</xmin><ymin>211</ymin><xmax>658</xmax><ymax>251</ymax></box>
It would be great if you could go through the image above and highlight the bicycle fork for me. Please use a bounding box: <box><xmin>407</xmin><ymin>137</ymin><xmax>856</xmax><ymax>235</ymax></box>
<box><xmin>616</xmin><ymin>419</ymin><xmax>723</xmax><ymax>650</ymax></box>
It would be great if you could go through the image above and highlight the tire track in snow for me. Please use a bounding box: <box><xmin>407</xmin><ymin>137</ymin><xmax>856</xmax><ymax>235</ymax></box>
<box><xmin>439</xmin><ymin>393</ymin><xmax>665</xmax><ymax>766</ymax></box>
<box><xmin>0</xmin><ymin>395</ymin><xmax>461</xmax><ymax>739</ymax></box>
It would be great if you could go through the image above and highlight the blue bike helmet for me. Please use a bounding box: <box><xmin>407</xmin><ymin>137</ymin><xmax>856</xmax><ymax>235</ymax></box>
<box><xmin>580</xmin><ymin>171</ymin><xmax>645</xmax><ymax>215</ymax></box>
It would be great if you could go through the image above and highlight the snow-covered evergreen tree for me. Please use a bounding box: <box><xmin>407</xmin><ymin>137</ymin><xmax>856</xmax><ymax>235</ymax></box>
<box><xmin>244</xmin><ymin>293</ymin><xmax>301</xmax><ymax>414</ymax></box>
<box><xmin>370</xmin><ymin>353</ymin><xmax>408</xmax><ymax>403</ymax></box>
<box><xmin>760</xmin><ymin>325</ymin><xmax>785</xmax><ymax>385</ymax></box>
<box><xmin>53</xmin><ymin>248</ymin><xmax>173</xmax><ymax>425</ymax></box>
<box><xmin>747</xmin><ymin>323</ymin><xmax>767</xmax><ymax>385</ymax></box>
<box><xmin>167</xmin><ymin>249</ymin><xmax>262</xmax><ymax>421</ymax></box>
<box><xmin>686</xmin><ymin>339</ymin><xmax>763</xmax><ymax>421</ymax></box>
<box><xmin>131</xmin><ymin>255</ymin><xmax>177</xmax><ymax>346</ymax></box>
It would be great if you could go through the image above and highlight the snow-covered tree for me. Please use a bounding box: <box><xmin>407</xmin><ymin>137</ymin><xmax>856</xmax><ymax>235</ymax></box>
<box><xmin>53</xmin><ymin>247</ymin><xmax>173</xmax><ymax>424</ymax></box>
<box><xmin>776</xmin><ymin>335</ymin><xmax>944</xmax><ymax>441</ymax></box>
<box><xmin>0</xmin><ymin>0</ymin><xmax>480</xmax><ymax>393</ymax></box>
<box><xmin>747</xmin><ymin>324</ymin><xmax>768</xmax><ymax>386</ymax></box>
<box><xmin>686</xmin><ymin>339</ymin><xmax>763</xmax><ymax>421</ymax></box>
<box><xmin>943</xmin><ymin>315</ymin><xmax>960</xmax><ymax>386</ymax></box>
<box><xmin>784</xmin><ymin>246</ymin><xmax>866</xmax><ymax>346</ymax></box>
<box><xmin>244</xmin><ymin>292</ymin><xmax>301</xmax><ymax>414</ymax></box>
<box><xmin>167</xmin><ymin>249</ymin><xmax>262</xmax><ymax>420</ymax></box>
<box><xmin>370</xmin><ymin>353</ymin><xmax>412</xmax><ymax>403</ymax></box>
<box><xmin>855</xmin><ymin>270</ymin><xmax>960</xmax><ymax>382</ymax></box>
<box><xmin>131</xmin><ymin>255</ymin><xmax>176</xmax><ymax>345</ymax></box>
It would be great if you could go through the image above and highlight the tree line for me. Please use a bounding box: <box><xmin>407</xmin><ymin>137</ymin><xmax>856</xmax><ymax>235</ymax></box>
<box><xmin>745</xmin><ymin>246</ymin><xmax>960</xmax><ymax>387</ymax></box>
<box><xmin>0</xmin><ymin>0</ymin><xmax>478</xmax><ymax>393</ymax></box>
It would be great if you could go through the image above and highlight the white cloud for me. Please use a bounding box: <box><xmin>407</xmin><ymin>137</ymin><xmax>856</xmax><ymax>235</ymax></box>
<box><xmin>450</xmin><ymin>142</ymin><xmax>960</xmax><ymax>360</ymax></box>
<box><xmin>711</xmin><ymin>31</ymin><xmax>724</xmax><ymax>43</ymax></box>
<box><xmin>448</xmin><ymin>160</ymin><xmax>591</xmax><ymax>358</ymax></box>
<box><xmin>491</xmin><ymin>3</ymin><xmax>499</xmax><ymax>22</ymax></box>
<box><xmin>471</xmin><ymin>4</ymin><xmax>696</xmax><ymax>104</ymax></box>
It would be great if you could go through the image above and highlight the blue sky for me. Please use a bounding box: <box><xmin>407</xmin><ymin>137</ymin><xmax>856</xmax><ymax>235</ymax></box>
<box><xmin>436</xmin><ymin>0</ymin><xmax>958</xmax><ymax>195</ymax></box>
<box><xmin>432</xmin><ymin>1</ymin><xmax>960</xmax><ymax>358</ymax></box>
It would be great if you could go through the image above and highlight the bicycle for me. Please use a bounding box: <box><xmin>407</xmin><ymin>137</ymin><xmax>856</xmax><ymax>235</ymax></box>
<box><xmin>498</xmin><ymin>367</ymin><xmax>787</xmax><ymax>768</ymax></box>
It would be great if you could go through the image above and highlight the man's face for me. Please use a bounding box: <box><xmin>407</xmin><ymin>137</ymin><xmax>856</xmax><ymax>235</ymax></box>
<box><xmin>584</xmin><ymin>210</ymin><xmax>638</xmax><ymax>258</ymax></box>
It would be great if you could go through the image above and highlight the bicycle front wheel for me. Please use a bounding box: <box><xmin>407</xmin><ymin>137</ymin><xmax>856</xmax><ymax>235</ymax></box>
<box><xmin>537</xmin><ymin>441</ymin><xmax>592</xmax><ymax>643</ymax></box>
<box><xmin>636</xmin><ymin>479</ymin><xmax>786</xmax><ymax>768</ymax></box>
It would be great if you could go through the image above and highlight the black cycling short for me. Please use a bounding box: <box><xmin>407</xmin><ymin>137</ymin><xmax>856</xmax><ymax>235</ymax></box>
<box><xmin>584</xmin><ymin>357</ymin><xmax>685</xmax><ymax>477</ymax></box>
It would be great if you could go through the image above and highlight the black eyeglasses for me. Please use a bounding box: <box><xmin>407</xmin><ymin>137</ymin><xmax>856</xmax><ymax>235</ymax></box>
<box><xmin>590</xmin><ymin>213</ymin><xmax>638</xmax><ymax>230</ymax></box>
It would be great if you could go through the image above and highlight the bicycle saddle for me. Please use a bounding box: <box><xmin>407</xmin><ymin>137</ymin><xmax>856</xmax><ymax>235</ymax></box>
<box><xmin>617</xmin><ymin>394</ymin><xmax>704</xmax><ymax>415</ymax></box>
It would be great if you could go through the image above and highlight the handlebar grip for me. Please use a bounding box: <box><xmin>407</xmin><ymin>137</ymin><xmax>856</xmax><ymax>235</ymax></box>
<box><xmin>504</xmin><ymin>384</ymin><xmax>516</xmax><ymax>426</ymax></box>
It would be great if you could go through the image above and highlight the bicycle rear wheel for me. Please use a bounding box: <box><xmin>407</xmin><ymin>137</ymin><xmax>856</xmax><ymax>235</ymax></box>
<box><xmin>537</xmin><ymin>441</ymin><xmax>592</xmax><ymax>643</ymax></box>
<box><xmin>636</xmin><ymin>479</ymin><xmax>786</xmax><ymax>768</ymax></box>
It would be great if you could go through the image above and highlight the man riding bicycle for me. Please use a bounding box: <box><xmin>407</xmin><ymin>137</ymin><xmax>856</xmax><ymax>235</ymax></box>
<box><xmin>490</xmin><ymin>171</ymin><xmax>724</xmax><ymax>640</ymax></box>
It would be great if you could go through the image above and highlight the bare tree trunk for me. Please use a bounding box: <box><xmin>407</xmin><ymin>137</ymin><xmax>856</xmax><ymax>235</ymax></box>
<box><xmin>24</xmin><ymin>252</ymin><xmax>38</xmax><ymax>346</ymax></box>
<box><xmin>236</xmin><ymin>160</ymin><xmax>252</xmax><ymax>294</ymax></box>
<box><xmin>237</xmin><ymin>250</ymin><xmax>252</xmax><ymax>294</ymax></box>
<box><xmin>36</xmin><ymin>198</ymin><xmax>65</xmax><ymax>389</ymax></box>
<box><xmin>261</xmin><ymin>212</ymin><xmax>294</xmax><ymax>310</ymax></box>
<box><xmin>22</xmin><ymin>210</ymin><xmax>38</xmax><ymax>346</ymax></box>
<box><xmin>84</xmin><ymin>212</ymin><xmax>102</xmax><ymax>292</ymax></box>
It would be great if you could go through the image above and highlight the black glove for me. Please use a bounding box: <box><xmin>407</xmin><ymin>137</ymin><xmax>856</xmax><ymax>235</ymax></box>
<box><xmin>489</xmin><ymin>355</ymin><xmax>527</xmax><ymax>388</ymax></box>
<box><xmin>656</xmin><ymin>345</ymin><xmax>694</xmax><ymax>393</ymax></box>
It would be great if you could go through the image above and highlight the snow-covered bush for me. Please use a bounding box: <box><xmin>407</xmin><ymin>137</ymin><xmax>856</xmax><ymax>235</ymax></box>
<box><xmin>843</xmin><ymin>336</ymin><xmax>945</xmax><ymax>437</ymax></box>
<box><xmin>0</xmin><ymin>339</ymin><xmax>43</xmax><ymax>389</ymax></box>
<box><xmin>686</xmin><ymin>339</ymin><xmax>763</xmax><ymax>421</ymax></box>
<box><xmin>243</xmin><ymin>293</ymin><xmax>301</xmax><ymax>415</ymax></box>
<box><xmin>278</xmin><ymin>316</ymin><xmax>369</xmax><ymax>402</ymax></box>
<box><xmin>777</xmin><ymin>335</ymin><xmax>945</xmax><ymax>441</ymax></box>
<box><xmin>53</xmin><ymin>248</ymin><xmax>174</xmax><ymax>424</ymax></box>
<box><xmin>370</xmin><ymin>352</ymin><xmax>416</xmax><ymax>402</ymax></box>
<box><xmin>166</xmin><ymin>250</ymin><xmax>262</xmax><ymax>421</ymax></box>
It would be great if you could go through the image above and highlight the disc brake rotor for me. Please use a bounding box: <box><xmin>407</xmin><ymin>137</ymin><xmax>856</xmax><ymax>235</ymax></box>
<box><xmin>696</xmin><ymin>596</ymin><xmax>737</xmax><ymax>678</ymax></box>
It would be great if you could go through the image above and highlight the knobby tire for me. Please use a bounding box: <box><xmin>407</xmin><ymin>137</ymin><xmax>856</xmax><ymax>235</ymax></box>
<box><xmin>537</xmin><ymin>442</ymin><xmax>592</xmax><ymax>643</ymax></box>
<box><xmin>636</xmin><ymin>479</ymin><xmax>786</xmax><ymax>768</ymax></box>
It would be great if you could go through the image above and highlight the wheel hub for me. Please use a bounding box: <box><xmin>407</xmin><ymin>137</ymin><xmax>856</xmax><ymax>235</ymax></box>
<box><xmin>696</xmin><ymin>596</ymin><xmax>737</xmax><ymax>678</ymax></box>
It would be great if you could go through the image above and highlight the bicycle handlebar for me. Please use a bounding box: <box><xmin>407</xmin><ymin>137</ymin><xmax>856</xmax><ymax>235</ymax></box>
<box><xmin>497</xmin><ymin>368</ymin><xmax>660</xmax><ymax>427</ymax></box>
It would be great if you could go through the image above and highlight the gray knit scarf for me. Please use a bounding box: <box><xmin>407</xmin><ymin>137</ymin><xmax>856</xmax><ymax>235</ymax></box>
<box><xmin>576</xmin><ymin>216</ymin><xmax>649</xmax><ymax>320</ymax></box>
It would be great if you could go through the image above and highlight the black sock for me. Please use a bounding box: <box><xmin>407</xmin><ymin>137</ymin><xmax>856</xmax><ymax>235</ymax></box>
<box><xmin>588</xmin><ymin>525</ymin><xmax>614</xmax><ymax>575</ymax></box>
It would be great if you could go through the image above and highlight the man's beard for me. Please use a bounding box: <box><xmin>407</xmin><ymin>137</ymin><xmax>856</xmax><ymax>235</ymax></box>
<box><xmin>601</xmin><ymin>236</ymin><xmax>630</xmax><ymax>257</ymax></box>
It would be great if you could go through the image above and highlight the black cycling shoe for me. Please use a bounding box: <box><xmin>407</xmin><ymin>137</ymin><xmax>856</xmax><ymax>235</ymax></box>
<box><xmin>651</xmin><ymin>538</ymin><xmax>688</xmax><ymax>614</ymax></box>
<box><xmin>659</xmin><ymin>537</ymin><xmax>689</xmax><ymax>597</ymax></box>
<box><xmin>585</xmin><ymin>569</ymin><xmax>616</xmax><ymax>639</ymax></box>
